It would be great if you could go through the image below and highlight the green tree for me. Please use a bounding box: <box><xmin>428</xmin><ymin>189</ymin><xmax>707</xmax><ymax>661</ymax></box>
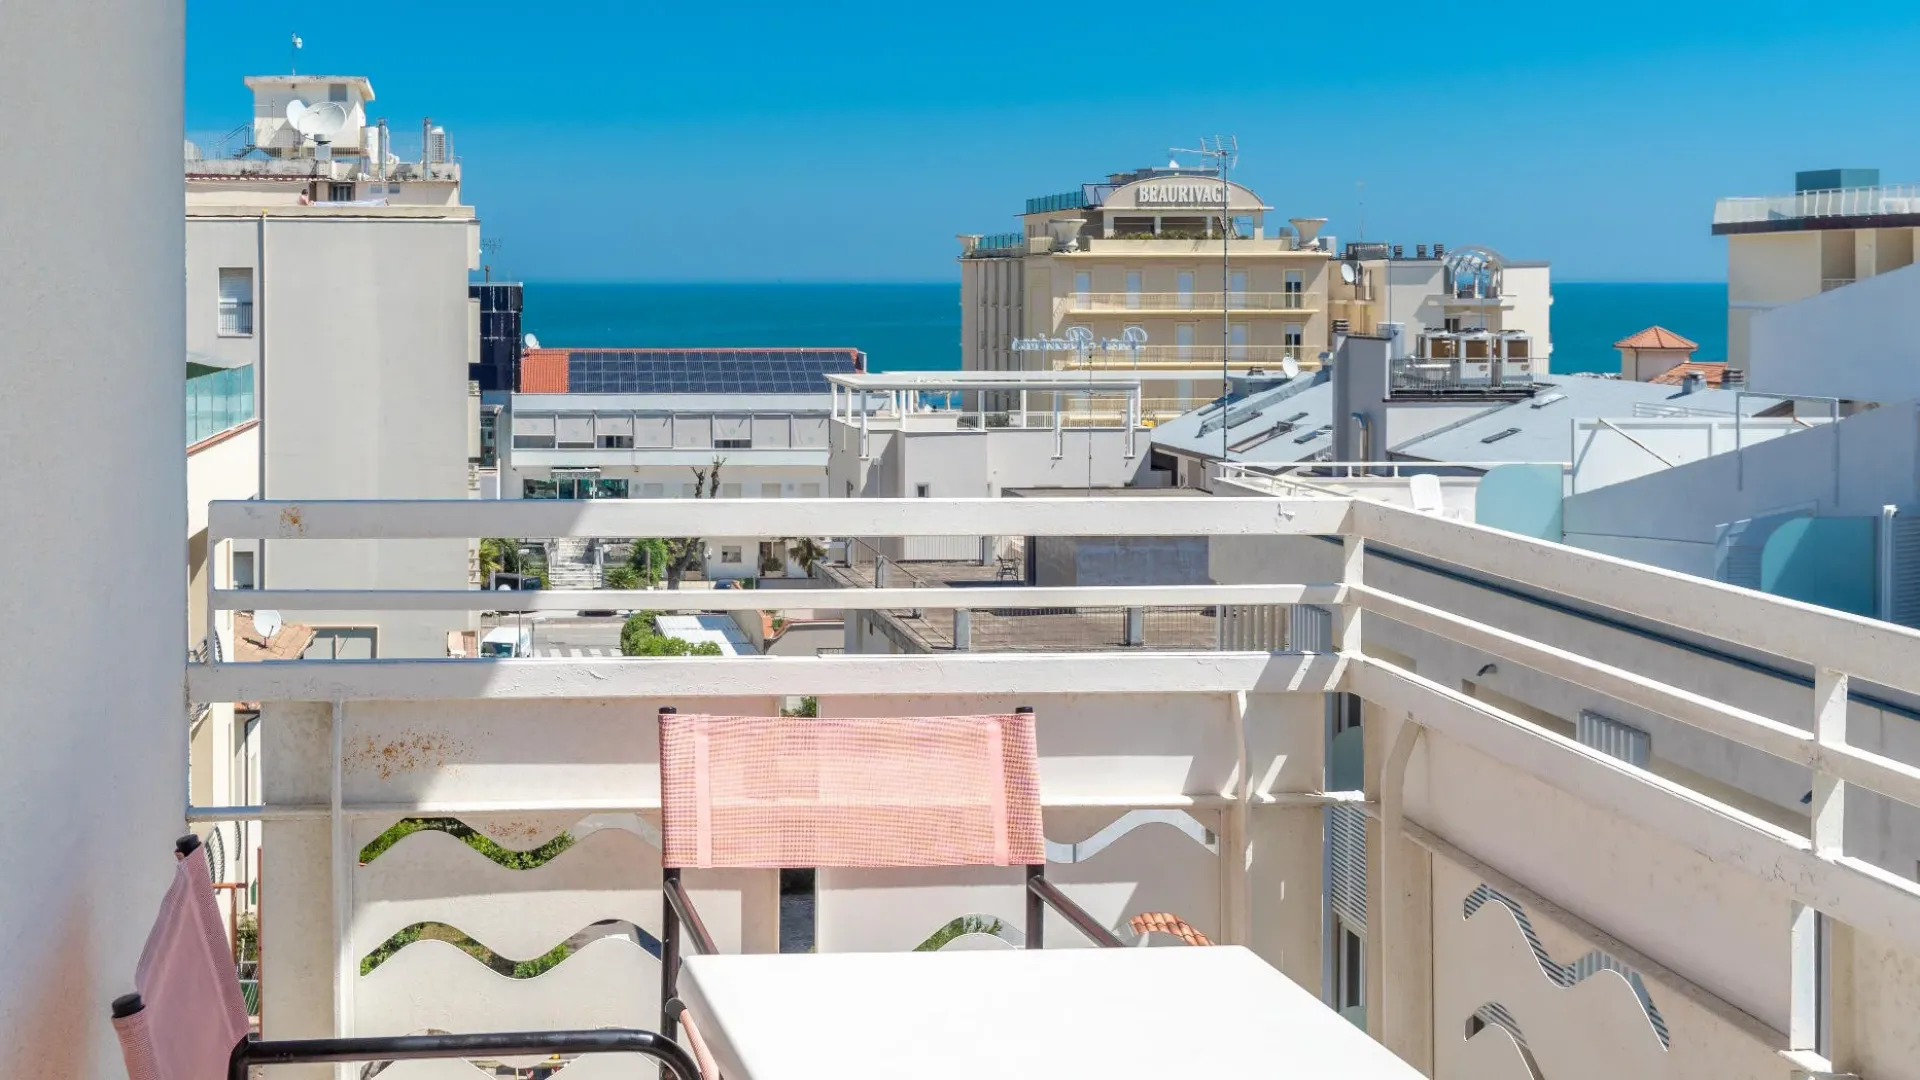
<box><xmin>619</xmin><ymin>610</ymin><xmax>723</xmax><ymax>656</ymax></box>
<box><xmin>479</xmin><ymin>537</ymin><xmax>522</xmax><ymax>582</ymax></box>
<box><xmin>628</xmin><ymin>538</ymin><xmax>672</xmax><ymax>587</ymax></box>
<box><xmin>604</xmin><ymin>565</ymin><xmax>641</xmax><ymax>590</ymax></box>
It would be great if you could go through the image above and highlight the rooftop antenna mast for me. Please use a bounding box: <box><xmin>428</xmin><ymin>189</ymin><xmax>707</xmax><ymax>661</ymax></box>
<box><xmin>1170</xmin><ymin>135</ymin><xmax>1240</xmax><ymax>469</ymax></box>
<box><xmin>290</xmin><ymin>32</ymin><xmax>302</xmax><ymax>76</ymax></box>
<box><xmin>480</xmin><ymin>237</ymin><xmax>504</xmax><ymax>282</ymax></box>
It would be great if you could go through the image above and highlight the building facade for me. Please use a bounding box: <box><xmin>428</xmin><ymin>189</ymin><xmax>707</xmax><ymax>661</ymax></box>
<box><xmin>508</xmin><ymin>348</ymin><xmax>864</xmax><ymax>580</ymax></box>
<box><xmin>960</xmin><ymin>166</ymin><xmax>1552</xmax><ymax>419</ymax></box>
<box><xmin>1715</xmin><ymin>168</ymin><xmax>1920</xmax><ymax>369</ymax></box>
<box><xmin>186</xmin><ymin>72</ymin><xmax>480</xmax><ymax>658</ymax></box>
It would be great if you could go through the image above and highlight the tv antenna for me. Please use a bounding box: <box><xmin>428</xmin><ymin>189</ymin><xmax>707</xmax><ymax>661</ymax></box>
<box><xmin>1170</xmin><ymin>136</ymin><xmax>1241</xmax><ymax>465</ymax></box>
<box><xmin>480</xmin><ymin>237</ymin><xmax>505</xmax><ymax>281</ymax></box>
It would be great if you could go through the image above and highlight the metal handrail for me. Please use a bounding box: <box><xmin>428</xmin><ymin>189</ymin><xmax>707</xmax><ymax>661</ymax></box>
<box><xmin>1026</xmin><ymin>875</ymin><xmax>1124</xmax><ymax>947</ymax></box>
<box><xmin>1068</xmin><ymin>291</ymin><xmax>1309</xmax><ymax>312</ymax></box>
<box><xmin>1713</xmin><ymin>183</ymin><xmax>1920</xmax><ymax>225</ymax></box>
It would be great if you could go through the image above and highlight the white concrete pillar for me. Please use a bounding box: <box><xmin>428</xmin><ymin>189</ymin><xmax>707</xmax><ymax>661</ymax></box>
<box><xmin>953</xmin><ymin>609</ymin><xmax>972</xmax><ymax>651</ymax></box>
<box><xmin>0</xmin><ymin>1</ymin><xmax>187</xmax><ymax>1071</ymax></box>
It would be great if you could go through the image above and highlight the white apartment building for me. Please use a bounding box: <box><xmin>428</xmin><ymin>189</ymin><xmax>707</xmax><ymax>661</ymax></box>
<box><xmin>509</xmin><ymin>348</ymin><xmax>865</xmax><ymax>581</ymax></box>
<box><xmin>1715</xmin><ymin>167</ymin><xmax>1920</xmax><ymax>369</ymax></box>
<box><xmin>186</xmin><ymin>72</ymin><xmax>480</xmax><ymax>658</ymax></box>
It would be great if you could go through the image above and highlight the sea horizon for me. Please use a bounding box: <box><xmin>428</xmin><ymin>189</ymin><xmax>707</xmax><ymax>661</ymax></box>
<box><xmin>518</xmin><ymin>280</ymin><xmax>1731</xmax><ymax>377</ymax></box>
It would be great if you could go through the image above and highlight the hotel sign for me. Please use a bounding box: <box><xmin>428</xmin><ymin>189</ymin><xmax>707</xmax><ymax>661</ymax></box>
<box><xmin>1135</xmin><ymin>182</ymin><xmax>1227</xmax><ymax>207</ymax></box>
<box><xmin>1011</xmin><ymin>326</ymin><xmax>1148</xmax><ymax>354</ymax></box>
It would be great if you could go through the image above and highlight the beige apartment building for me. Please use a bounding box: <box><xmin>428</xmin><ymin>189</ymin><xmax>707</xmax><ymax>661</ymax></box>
<box><xmin>960</xmin><ymin>167</ymin><xmax>1333</xmax><ymax>418</ymax></box>
<box><xmin>1715</xmin><ymin>168</ymin><xmax>1920</xmax><ymax>369</ymax></box>
<box><xmin>961</xmin><ymin>166</ymin><xmax>1551</xmax><ymax>419</ymax></box>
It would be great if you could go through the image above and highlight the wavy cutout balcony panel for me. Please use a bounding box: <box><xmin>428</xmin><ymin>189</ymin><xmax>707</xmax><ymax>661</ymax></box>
<box><xmin>1454</xmin><ymin>1011</ymin><xmax>1539</xmax><ymax>1080</ymax></box>
<box><xmin>913</xmin><ymin>913</ymin><xmax>1025</xmax><ymax>952</ymax></box>
<box><xmin>377</xmin><ymin>1047</ymin><xmax>678</xmax><ymax>1080</ymax></box>
<box><xmin>1439</xmin><ymin>891</ymin><xmax>1669</xmax><ymax>1079</ymax></box>
<box><xmin>1044</xmin><ymin>808</ymin><xmax>1219</xmax><ymax>864</ymax></box>
<box><xmin>815</xmin><ymin>806</ymin><xmax>1220</xmax><ymax>953</ymax></box>
<box><xmin>1462</xmin><ymin>885</ymin><xmax>1670</xmax><ymax>1047</ymax></box>
<box><xmin>358</xmin><ymin>919</ymin><xmax>661</xmax><ymax>977</ymax></box>
<box><xmin>355</xmin><ymin>936</ymin><xmax>661</xmax><ymax>1037</ymax></box>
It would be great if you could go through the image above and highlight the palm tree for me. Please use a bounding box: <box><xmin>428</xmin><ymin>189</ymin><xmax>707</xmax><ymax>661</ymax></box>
<box><xmin>785</xmin><ymin>536</ymin><xmax>829</xmax><ymax>577</ymax></box>
<box><xmin>479</xmin><ymin>538</ymin><xmax>521</xmax><ymax>583</ymax></box>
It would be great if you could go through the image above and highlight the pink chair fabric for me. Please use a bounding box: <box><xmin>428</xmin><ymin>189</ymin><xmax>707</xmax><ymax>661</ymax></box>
<box><xmin>114</xmin><ymin>845</ymin><xmax>250</xmax><ymax>1080</ymax></box>
<box><xmin>658</xmin><ymin>713</ymin><xmax>1045</xmax><ymax>869</ymax></box>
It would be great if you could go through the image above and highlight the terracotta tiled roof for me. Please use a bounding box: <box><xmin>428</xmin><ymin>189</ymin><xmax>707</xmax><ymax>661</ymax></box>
<box><xmin>519</xmin><ymin>349</ymin><xmax>570</xmax><ymax>393</ymax></box>
<box><xmin>1613</xmin><ymin>326</ymin><xmax>1699</xmax><ymax>351</ymax></box>
<box><xmin>1127</xmin><ymin>912</ymin><xmax>1214</xmax><ymax>946</ymax></box>
<box><xmin>1650</xmin><ymin>361</ymin><xmax>1731</xmax><ymax>388</ymax></box>
<box><xmin>234</xmin><ymin>611</ymin><xmax>316</xmax><ymax>662</ymax></box>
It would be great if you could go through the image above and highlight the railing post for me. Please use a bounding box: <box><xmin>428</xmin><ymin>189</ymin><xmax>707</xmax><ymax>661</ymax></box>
<box><xmin>953</xmin><ymin>608</ymin><xmax>971</xmax><ymax>651</ymax></box>
<box><xmin>1792</xmin><ymin>667</ymin><xmax>1849</xmax><ymax>1060</ymax></box>
<box><xmin>1124</xmin><ymin>607</ymin><xmax>1144</xmax><ymax>646</ymax></box>
<box><xmin>1337</xmin><ymin>536</ymin><xmax>1364</xmax><ymax>655</ymax></box>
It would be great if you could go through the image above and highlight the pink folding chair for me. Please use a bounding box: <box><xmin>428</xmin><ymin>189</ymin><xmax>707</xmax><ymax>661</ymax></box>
<box><xmin>655</xmin><ymin>706</ymin><xmax>1120</xmax><ymax>1071</ymax></box>
<box><xmin>112</xmin><ymin>835</ymin><xmax>699</xmax><ymax>1080</ymax></box>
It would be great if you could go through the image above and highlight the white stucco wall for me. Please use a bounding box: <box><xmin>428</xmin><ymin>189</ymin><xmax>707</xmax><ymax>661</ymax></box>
<box><xmin>0</xmin><ymin>1</ymin><xmax>188</xmax><ymax>1071</ymax></box>
<box><xmin>1749</xmin><ymin>261</ymin><xmax>1920</xmax><ymax>404</ymax></box>
<box><xmin>1562</xmin><ymin>402</ymin><xmax>1919</xmax><ymax>577</ymax></box>
<box><xmin>1502</xmin><ymin>264</ymin><xmax>1554</xmax><ymax>372</ymax></box>
<box><xmin>1727</xmin><ymin>231</ymin><xmax>1822</xmax><ymax>370</ymax></box>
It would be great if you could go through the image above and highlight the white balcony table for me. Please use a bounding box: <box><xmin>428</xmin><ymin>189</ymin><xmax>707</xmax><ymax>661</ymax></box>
<box><xmin>679</xmin><ymin>945</ymin><xmax>1423</xmax><ymax>1079</ymax></box>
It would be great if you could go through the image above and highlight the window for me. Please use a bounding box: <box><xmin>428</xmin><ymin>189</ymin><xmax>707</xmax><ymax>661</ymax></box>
<box><xmin>596</xmin><ymin>434</ymin><xmax>634</xmax><ymax>449</ymax></box>
<box><xmin>327</xmin><ymin>83</ymin><xmax>349</xmax><ymax>103</ymax></box>
<box><xmin>1229</xmin><ymin>270</ymin><xmax>1248</xmax><ymax>306</ymax></box>
<box><xmin>523</xmin><ymin>479</ymin><xmax>558</xmax><ymax>499</ymax></box>
<box><xmin>721</xmin><ymin>483</ymin><xmax>743</xmax><ymax>499</ymax></box>
<box><xmin>231</xmin><ymin>550</ymin><xmax>255</xmax><ymax>590</ymax></box>
<box><xmin>800</xmin><ymin>482</ymin><xmax>822</xmax><ymax>498</ymax></box>
<box><xmin>761</xmin><ymin>483</ymin><xmax>782</xmax><ymax>499</ymax></box>
<box><xmin>916</xmin><ymin>483</ymin><xmax>931</xmax><ymax>498</ymax></box>
<box><xmin>1176</xmin><ymin>323</ymin><xmax>1195</xmax><ymax>359</ymax></box>
<box><xmin>1284</xmin><ymin>323</ymin><xmax>1304</xmax><ymax>351</ymax></box>
<box><xmin>714</xmin><ymin>415</ymin><xmax>752</xmax><ymax>449</ymax></box>
<box><xmin>1444</xmin><ymin>317</ymin><xmax>1462</xmax><ymax>333</ymax></box>
<box><xmin>720</xmin><ymin>546</ymin><xmax>743</xmax><ymax>564</ymax></box>
<box><xmin>1125</xmin><ymin>270</ymin><xmax>1143</xmax><ymax>309</ymax></box>
<box><xmin>1073</xmin><ymin>271</ymin><xmax>1091</xmax><ymax>310</ymax></box>
<box><xmin>1176</xmin><ymin>270</ymin><xmax>1194</xmax><ymax>309</ymax></box>
<box><xmin>1338</xmin><ymin>926</ymin><xmax>1364</xmax><ymax>1012</ymax></box>
<box><xmin>327</xmin><ymin>182</ymin><xmax>354</xmax><ymax>203</ymax></box>
<box><xmin>593</xmin><ymin>479</ymin><xmax>629</xmax><ymax>500</ymax></box>
<box><xmin>1284</xmin><ymin>269</ymin><xmax>1304</xmax><ymax>299</ymax></box>
<box><xmin>642</xmin><ymin>483</ymin><xmax>665</xmax><ymax>498</ymax></box>
<box><xmin>556</xmin><ymin>415</ymin><xmax>593</xmax><ymax>449</ymax></box>
<box><xmin>1229</xmin><ymin>323</ymin><xmax>1248</xmax><ymax>361</ymax></box>
<box><xmin>217</xmin><ymin>268</ymin><xmax>254</xmax><ymax>336</ymax></box>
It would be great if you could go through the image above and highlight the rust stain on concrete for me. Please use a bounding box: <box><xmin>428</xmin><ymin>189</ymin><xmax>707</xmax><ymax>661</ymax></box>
<box><xmin>279</xmin><ymin>505</ymin><xmax>306</xmax><ymax>536</ymax></box>
<box><xmin>346</xmin><ymin>732</ymin><xmax>467</xmax><ymax>781</ymax></box>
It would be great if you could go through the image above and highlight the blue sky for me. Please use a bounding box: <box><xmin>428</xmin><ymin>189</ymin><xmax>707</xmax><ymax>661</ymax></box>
<box><xmin>187</xmin><ymin>2</ymin><xmax>1920</xmax><ymax>284</ymax></box>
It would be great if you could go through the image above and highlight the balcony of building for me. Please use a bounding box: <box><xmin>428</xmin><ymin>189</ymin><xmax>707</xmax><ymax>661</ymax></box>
<box><xmin>1057</xmin><ymin>345</ymin><xmax>1318</xmax><ymax>371</ymax></box>
<box><xmin>1063</xmin><ymin>291</ymin><xmax>1316</xmax><ymax>315</ymax></box>
<box><xmin>1713</xmin><ymin>182</ymin><xmax>1920</xmax><ymax>234</ymax></box>
<box><xmin>179</xmin><ymin>491</ymin><xmax>1920</xmax><ymax>1080</ymax></box>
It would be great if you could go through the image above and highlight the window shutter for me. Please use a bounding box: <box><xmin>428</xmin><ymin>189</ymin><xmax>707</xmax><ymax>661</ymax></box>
<box><xmin>1329</xmin><ymin>803</ymin><xmax>1367</xmax><ymax>931</ymax></box>
<box><xmin>1289</xmin><ymin>604</ymin><xmax>1334</xmax><ymax>652</ymax></box>
<box><xmin>714</xmin><ymin>415</ymin><xmax>751</xmax><ymax>442</ymax></box>
<box><xmin>512</xmin><ymin>414</ymin><xmax>555</xmax><ymax>438</ymax></box>
<box><xmin>596</xmin><ymin>413</ymin><xmax>634</xmax><ymax>438</ymax></box>
<box><xmin>752</xmin><ymin>415</ymin><xmax>790</xmax><ymax>448</ymax></box>
<box><xmin>636</xmin><ymin>414</ymin><xmax>671</xmax><ymax>447</ymax></box>
<box><xmin>1891</xmin><ymin>514</ymin><xmax>1920</xmax><ymax>628</ymax></box>
<box><xmin>674</xmin><ymin>416</ymin><xmax>712</xmax><ymax>448</ymax></box>
<box><xmin>555</xmin><ymin>414</ymin><xmax>593</xmax><ymax>446</ymax></box>
<box><xmin>1577</xmin><ymin>710</ymin><xmax>1650</xmax><ymax>768</ymax></box>
<box><xmin>792</xmin><ymin>416</ymin><xmax>828</xmax><ymax>447</ymax></box>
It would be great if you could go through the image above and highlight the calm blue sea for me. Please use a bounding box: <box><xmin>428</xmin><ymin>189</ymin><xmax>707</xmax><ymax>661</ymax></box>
<box><xmin>521</xmin><ymin>281</ymin><xmax>1729</xmax><ymax>376</ymax></box>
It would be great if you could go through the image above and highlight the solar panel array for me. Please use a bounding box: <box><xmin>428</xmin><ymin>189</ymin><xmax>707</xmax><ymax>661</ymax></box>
<box><xmin>565</xmin><ymin>349</ymin><xmax>861</xmax><ymax>394</ymax></box>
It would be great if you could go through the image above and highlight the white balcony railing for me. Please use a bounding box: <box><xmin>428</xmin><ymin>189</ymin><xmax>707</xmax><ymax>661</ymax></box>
<box><xmin>1058</xmin><ymin>345</ymin><xmax>1314</xmax><ymax>369</ymax></box>
<box><xmin>1713</xmin><ymin>183</ymin><xmax>1920</xmax><ymax>226</ymax></box>
<box><xmin>188</xmin><ymin>495</ymin><xmax>1920</xmax><ymax>1080</ymax></box>
<box><xmin>1068</xmin><ymin>292</ymin><xmax>1311</xmax><ymax>313</ymax></box>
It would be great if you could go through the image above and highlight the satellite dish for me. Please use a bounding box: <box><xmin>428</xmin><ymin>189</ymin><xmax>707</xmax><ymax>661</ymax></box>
<box><xmin>523</xmin><ymin>333</ymin><xmax>541</xmax><ymax>350</ymax></box>
<box><xmin>292</xmin><ymin>100</ymin><xmax>349</xmax><ymax>140</ymax></box>
<box><xmin>1281</xmin><ymin>355</ymin><xmax>1301</xmax><ymax>379</ymax></box>
<box><xmin>285</xmin><ymin>98</ymin><xmax>310</xmax><ymax>125</ymax></box>
<box><xmin>1339</xmin><ymin>262</ymin><xmax>1359</xmax><ymax>286</ymax></box>
<box><xmin>254</xmin><ymin>609</ymin><xmax>283</xmax><ymax>640</ymax></box>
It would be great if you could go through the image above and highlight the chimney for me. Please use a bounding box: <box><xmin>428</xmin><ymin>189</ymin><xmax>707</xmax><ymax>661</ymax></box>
<box><xmin>1723</xmin><ymin>367</ymin><xmax>1746</xmax><ymax>388</ymax></box>
<box><xmin>1681</xmin><ymin>372</ymin><xmax>1704</xmax><ymax>395</ymax></box>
